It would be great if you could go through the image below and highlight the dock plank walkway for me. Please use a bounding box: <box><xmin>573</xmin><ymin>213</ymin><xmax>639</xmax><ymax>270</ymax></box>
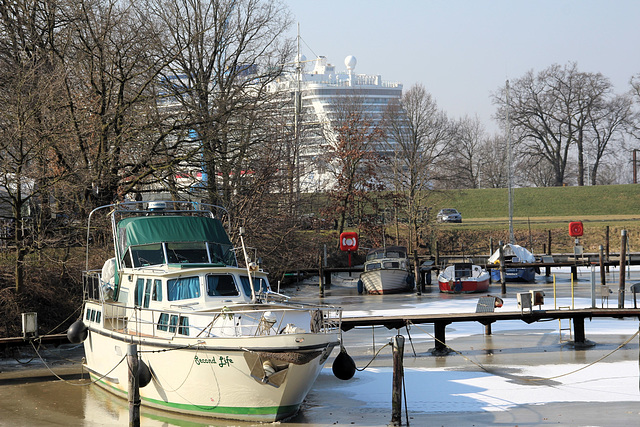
<box><xmin>341</xmin><ymin>308</ymin><xmax>640</xmax><ymax>354</ymax></box>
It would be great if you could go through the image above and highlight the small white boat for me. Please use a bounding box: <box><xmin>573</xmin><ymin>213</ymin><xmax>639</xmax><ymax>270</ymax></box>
<box><xmin>488</xmin><ymin>243</ymin><xmax>537</xmax><ymax>282</ymax></box>
<box><xmin>359</xmin><ymin>246</ymin><xmax>413</xmax><ymax>294</ymax></box>
<box><xmin>69</xmin><ymin>201</ymin><xmax>342</xmax><ymax>422</ymax></box>
<box><xmin>438</xmin><ymin>262</ymin><xmax>490</xmax><ymax>294</ymax></box>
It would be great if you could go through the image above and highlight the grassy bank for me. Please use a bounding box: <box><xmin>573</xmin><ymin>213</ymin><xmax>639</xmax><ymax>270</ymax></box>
<box><xmin>429</xmin><ymin>184</ymin><xmax>640</xmax><ymax>219</ymax></box>
<box><xmin>427</xmin><ymin>184</ymin><xmax>640</xmax><ymax>256</ymax></box>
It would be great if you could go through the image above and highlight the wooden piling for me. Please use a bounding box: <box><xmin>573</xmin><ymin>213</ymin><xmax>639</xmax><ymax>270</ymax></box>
<box><xmin>391</xmin><ymin>335</ymin><xmax>405</xmax><ymax>426</ymax></box>
<box><xmin>414</xmin><ymin>251</ymin><xmax>422</xmax><ymax>295</ymax></box>
<box><xmin>319</xmin><ymin>255</ymin><xmax>325</xmax><ymax>298</ymax></box>
<box><xmin>546</xmin><ymin>231</ymin><xmax>552</xmax><ymax>277</ymax></box>
<box><xmin>127</xmin><ymin>344</ymin><xmax>140</xmax><ymax>427</ymax></box>
<box><xmin>618</xmin><ymin>230</ymin><xmax>627</xmax><ymax>308</ymax></box>
<box><xmin>599</xmin><ymin>245</ymin><xmax>606</xmax><ymax>287</ymax></box>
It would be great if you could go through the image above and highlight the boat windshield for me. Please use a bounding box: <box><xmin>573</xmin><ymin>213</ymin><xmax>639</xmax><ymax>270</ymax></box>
<box><xmin>130</xmin><ymin>244</ymin><xmax>164</xmax><ymax>267</ymax></box>
<box><xmin>385</xmin><ymin>250</ymin><xmax>405</xmax><ymax>258</ymax></box>
<box><xmin>126</xmin><ymin>241</ymin><xmax>237</xmax><ymax>267</ymax></box>
<box><xmin>365</xmin><ymin>262</ymin><xmax>381</xmax><ymax>271</ymax></box>
<box><xmin>167</xmin><ymin>242</ymin><xmax>208</xmax><ymax>264</ymax></box>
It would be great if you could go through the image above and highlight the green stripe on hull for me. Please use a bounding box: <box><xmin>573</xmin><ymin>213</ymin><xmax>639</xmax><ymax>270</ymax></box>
<box><xmin>91</xmin><ymin>374</ymin><xmax>300</xmax><ymax>420</ymax></box>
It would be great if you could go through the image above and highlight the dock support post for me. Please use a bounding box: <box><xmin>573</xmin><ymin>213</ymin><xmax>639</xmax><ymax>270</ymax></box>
<box><xmin>431</xmin><ymin>321</ymin><xmax>451</xmax><ymax>355</ymax></box>
<box><xmin>573</xmin><ymin>317</ymin><xmax>586</xmax><ymax>345</ymax></box>
<box><xmin>484</xmin><ymin>322</ymin><xmax>492</xmax><ymax>335</ymax></box>
<box><xmin>391</xmin><ymin>335</ymin><xmax>405</xmax><ymax>426</ymax></box>
<box><xmin>619</xmin><ymin>230</ymin><xmax>627</xmax><ymax>308</ymax></box>
<box><xmin>127</xmin><ymin>344</ymin><xmax>140</xmax><ymax>427</ymax></box>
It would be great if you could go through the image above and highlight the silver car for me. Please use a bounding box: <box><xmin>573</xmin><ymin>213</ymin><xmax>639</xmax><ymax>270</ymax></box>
<box><xmin>436</xmin><ymin>208</ymin><xmax>462</xmax><ymax>223</ymax></box>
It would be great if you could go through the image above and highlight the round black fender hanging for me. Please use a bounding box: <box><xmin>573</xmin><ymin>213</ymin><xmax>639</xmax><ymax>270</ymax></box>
<box><xmin>138</xmin><ymin>360</ymin><xmax>152</xmax><ymax>387</ymax></box>
<box><xmin>332</xmin><ymin>348</ymin><xmax>356</xmax><ymax>380</ymax></box>
<box><xmin>67</xmin><ymin>320</ymin><xmax>88</xmax><ymax>344</ymax></box>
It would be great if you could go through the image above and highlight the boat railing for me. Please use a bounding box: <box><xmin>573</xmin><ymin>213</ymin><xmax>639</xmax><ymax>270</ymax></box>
<box><xmin>86</xmin><ymin>300</ymin><xmax>342</xmax><ymax>339</ymax></box>
<box><xmin>83</xmin><ymin>270</ymin><xmax>107</xmax><ymax>302</ymax></box>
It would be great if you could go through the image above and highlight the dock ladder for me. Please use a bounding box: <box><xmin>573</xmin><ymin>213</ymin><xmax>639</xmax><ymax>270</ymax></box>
<box><xmin>554</xmin><ymin>274</ymin><xmax>574</xmax><ymax>342</ymax></box>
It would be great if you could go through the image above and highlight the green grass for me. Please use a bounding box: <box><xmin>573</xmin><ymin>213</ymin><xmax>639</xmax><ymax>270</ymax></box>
<box><xmin>429</xmin><ymin>184</ymin><xmax>640</xmax><ymax>220</ymax></box>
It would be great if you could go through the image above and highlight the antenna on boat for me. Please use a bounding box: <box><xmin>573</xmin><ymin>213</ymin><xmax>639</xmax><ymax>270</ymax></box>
<box><xmin>239</xmin><ymin>227</ymin><xmax>256</xmax><ymax>303</ymax></box>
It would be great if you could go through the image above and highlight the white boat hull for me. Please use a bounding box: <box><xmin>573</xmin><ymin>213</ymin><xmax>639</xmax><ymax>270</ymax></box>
<box><xmin>360</xmin><ymin>269</ymin><xmax>412</xmax><ymax>295</ymax></box>
<box><xmin>83</xmin><ymin>327</ymin><xmax>337</xmax><ymax>422</ymax></box>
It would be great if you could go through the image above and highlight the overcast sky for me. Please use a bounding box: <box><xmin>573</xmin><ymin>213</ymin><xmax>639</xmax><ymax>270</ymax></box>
<box><xmin>284</xmin><ymin>0</ymin><xmax>640</xmax><ymax>134</ymax></box>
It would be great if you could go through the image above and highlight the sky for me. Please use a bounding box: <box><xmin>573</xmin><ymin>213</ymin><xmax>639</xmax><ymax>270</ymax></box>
<box><xmin>284</xmin><ymin>0</ymin><xmax>640</xmax><ymax>134</ymax></box>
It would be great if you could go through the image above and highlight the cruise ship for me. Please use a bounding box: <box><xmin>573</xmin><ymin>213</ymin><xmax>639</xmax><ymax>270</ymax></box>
<box><xmin>269</xmin><ymin>54</ymin><xmax>403</xmax><ymax>192</ymax></box>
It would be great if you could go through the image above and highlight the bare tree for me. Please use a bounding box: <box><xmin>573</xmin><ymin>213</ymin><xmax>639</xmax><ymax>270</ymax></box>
<box><xmin>450</xmin><ymin>115</ymin><xmax>485</xmax><ymax>188</ymax></box>
<box><xmin>320</xmin><ymin>95</ymin><xmax>383</xmax><ymax>238</ymax></box>
<box><xmin>384</xmin><ymin>83</ymin><xmax>452</xmax><ymax>251</ymax></box>
<box><xmin>148</xmin><ymin>0</ymin><xmax>293</xmax><ymax>219</ymax></box>
<box><xmin>0</xmin><ymin>0</ymin><xmax>73</xmax><ymax>291</ymax></box>
<box><xmin>477</xmin><ymin>134</ymin><xmax>508</xmax><ymax>188</ymax></box>
<box><xmin>586</xmin><ymin>94</ymin><xmax>633</xmax><ymax>185</ymax></box>
<box><xmin>57</xmin><ymin>0</ymin><xmax>189</xmax><ymax>208</ymax></box>
<box><xmin>495</xmin><ymin>63</ymin><xmax>620</xmax><ymax>186</ymax></box>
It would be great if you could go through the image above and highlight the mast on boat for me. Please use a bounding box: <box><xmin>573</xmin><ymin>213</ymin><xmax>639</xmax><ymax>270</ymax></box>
<box><xmin>506</xmin><ymin>79</ymin><xmax>515</xmax><ymax>245</ymax></box>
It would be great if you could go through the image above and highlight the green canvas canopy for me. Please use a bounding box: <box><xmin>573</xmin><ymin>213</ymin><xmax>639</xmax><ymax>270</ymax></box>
<box><xmin>116</xmin><ymin>215</ymin><xmax>231</xmax><ymax>258</ymax></box>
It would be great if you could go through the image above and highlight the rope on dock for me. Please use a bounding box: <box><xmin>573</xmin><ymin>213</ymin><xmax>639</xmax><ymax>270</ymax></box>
<box><xmin>408</xmin><ymin>321</ymin><xmax>640</xmax><ymax>382</ymax></box>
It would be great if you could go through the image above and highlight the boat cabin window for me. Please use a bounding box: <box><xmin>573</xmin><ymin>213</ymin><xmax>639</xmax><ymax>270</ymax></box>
<box><xmin>167</xmin><ymin>276</ymin><xmax>201</xmax><ymax>301</ymax></box>
<box><xmin>167</xmin><ymin>242</ymin><xmax>208</xmax><ymax>264</ymax></box>
<box><xmin>383</xmin><ymin>261</ymin><xmax>400</xmax><ymax>269</ymax></box>
<box><xmin>152</xmin><ymin>279</ymin><xmax>162</xmax><ymax>301</ymax></box>
<box><xmin>135</xmin><ymin>278</ymin><xmax>144</xmax><ymax>306</ymax></box>
<box><xmin>240</xmin><ymin>276</ymin><xmax>269</xmax><ymax>297</ymax></box>
<box><xmin>134</xmin><ymin>278</ymin><xmax>156</xmax><ymax>308</ymax></box>
<box><xmin>131</xmin><ymin>244</ymin><xmax>165</xmax><ymax>267</ymax></box>
<box><xmin>365</xmin><ymin>262</ymin><xmax>381</xmax><ymax>271</ymax></box>
<box><xmin>157</xmin><ymin>313</ymin><xmax>169</xmax><ymax>331</ymax></box>
<box><xmin>178</xmin><ymin>316</ymin><xmax>189</xmax><ymax>336</ymax></box>
<box><xmin>143</xmin><ymin>279</ymin><xmax>152</xmax><ymax>308</ymax></box>
<box><xmin>206</xmin><ymin>274</ymin><xmax>239</xmax><ymax>297</ymax></box>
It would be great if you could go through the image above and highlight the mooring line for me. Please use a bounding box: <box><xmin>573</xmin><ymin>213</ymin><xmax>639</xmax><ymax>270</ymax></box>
<box><xmin>408</xmin><ymin>321</ymin><xmax>640</xmax><ymax>383</ymax></box>
<box><xmin>355</xmin><ymin>342</ymin><xmax>391</xmax><ymax>372</ymax></box>
<box><xmin>29</xmin><ymin>340</ymin><xmax>125</xmax><ymax>386</ymax></box>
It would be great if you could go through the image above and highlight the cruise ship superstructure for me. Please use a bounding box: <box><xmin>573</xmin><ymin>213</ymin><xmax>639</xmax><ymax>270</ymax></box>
<box><xmin>270</xmin><ymin>55</ymin><xmax>403</xmax><ymax>191</ymax></box>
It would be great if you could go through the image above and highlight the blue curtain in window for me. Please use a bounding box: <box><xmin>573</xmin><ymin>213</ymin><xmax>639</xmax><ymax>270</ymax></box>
<box><xmin>168</xmin><ymin>277</ymin><xmax>200</xmax><ymax>301</ymax></box>
<box><xmin>135</xmin><ymin>279</ymin><xmax>145</xmax><ymax>306</ymax></box>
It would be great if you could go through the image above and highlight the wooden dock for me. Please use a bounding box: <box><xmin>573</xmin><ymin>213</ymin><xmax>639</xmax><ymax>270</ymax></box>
<box><xmin>341</xmin><ymin>307</ymin><xmax>640</xmax><ymax>354</ymax></box>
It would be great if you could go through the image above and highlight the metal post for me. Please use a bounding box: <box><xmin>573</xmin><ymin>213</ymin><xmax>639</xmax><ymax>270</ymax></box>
<box><xmin>618</xmin><ymin>230</ymin><xmax>627</xmax><ymax>308</ymax></box>
<box><xmin>391</xmin><ymin>335</ymin><xmax>405</xmax><ymax>426</ymax></box>
<box><xmin>591</xmin><ymin>265</ymin><xmax>596</xmax><ymax>309</ymax></box>
<box><xmin>546</xmin><ymin>230</ymin><xmax>552</xmax><ymax>277</ymax></box>
<box><xmin>127</xmin><ymin>344</ymin><xmax>140</xmax><ymax>427</ymax></box>
<box><xmin>498</xmin><ymin>241</ymin><xmax>506</xmax><ymax>295</ymax></box>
